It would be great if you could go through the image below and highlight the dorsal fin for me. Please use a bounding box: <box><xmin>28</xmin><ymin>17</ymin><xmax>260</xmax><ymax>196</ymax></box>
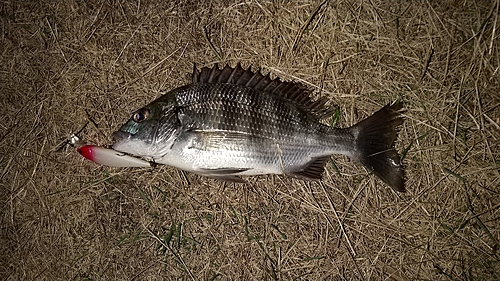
<box><xmin>192</xmin><ymin>63</ymin><xmax>334</xmax><ymax>120</ymax></box>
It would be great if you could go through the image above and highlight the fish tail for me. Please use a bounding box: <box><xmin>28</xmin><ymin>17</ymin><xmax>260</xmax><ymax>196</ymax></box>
<box><xmin>349</xmin><ymin>101</ymin><xmax>405</xmax><ymax>192</ymax></box>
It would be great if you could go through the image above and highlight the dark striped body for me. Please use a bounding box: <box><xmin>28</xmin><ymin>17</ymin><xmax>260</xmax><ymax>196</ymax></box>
<box><xmin>160</xmin><ymin>83</ymin><xmax>354</xmax><ymax>179</ymax></box>
<box><xmin>113</xmin><ymin>64</ymin><xmax>405</xmax><ymax>191</ymax></box>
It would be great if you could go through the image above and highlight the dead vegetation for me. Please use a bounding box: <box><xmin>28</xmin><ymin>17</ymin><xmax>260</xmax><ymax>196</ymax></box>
<box><xmin>1</xmin><ymin>0</ymin><xmax>499</xmax><ymax>280</ymax></box>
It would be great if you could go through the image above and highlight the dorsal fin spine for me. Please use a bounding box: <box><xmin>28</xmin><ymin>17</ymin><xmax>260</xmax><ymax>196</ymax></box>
<box><xmin>227</xmin><ymin>65</ymin><xmax>239</xmax><ymax>83</ymax></box>
<box><xmin>254</xmin><ymin>73</ymin><xmax>271</xmax><ymax>89</ymax></box>
<box><xmin>271</xmin><ymin>82</ymin><xmax>287</xmax><ymax>94</ymax></box>
<box><xmin>262</xmin><ymin>78</ymin><xmax>280</xmax><ymax>92</ymax></box>
<box><xmin>244</xmin><ymin>71</ymin><xmax>261</xmax><ymax>87</ymax></box>
<box><xmin>192</xmin><ymin>64</ymin><xmax>199</xmax><ymax>82</ymax></box>
<box><xmin>208</xmin><ymin>64</ymin><xmax>219</xmax><ymax>82</ymax></box>
<box><xmin>217</xmin><ymin>66</ymin><xmax>230</xmax><ymax>83</ymax></box>
<box><xmin>236</xmin><ymin>68</ymin><xmax>253</xmax><ymax>85</ymax></box>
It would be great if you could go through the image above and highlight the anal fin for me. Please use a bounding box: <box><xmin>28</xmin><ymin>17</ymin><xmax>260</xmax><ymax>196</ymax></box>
<box><xmin>288</xmin><ymin>156</ymin><xmax>330</xmax><ymax>181</ymax></box>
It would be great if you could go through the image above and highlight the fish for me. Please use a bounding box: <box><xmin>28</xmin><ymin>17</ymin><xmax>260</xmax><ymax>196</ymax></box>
<box><xmin>112</xmin><ymin>64</ymin><xmax>405</xmax><ymax>192</ymax></box>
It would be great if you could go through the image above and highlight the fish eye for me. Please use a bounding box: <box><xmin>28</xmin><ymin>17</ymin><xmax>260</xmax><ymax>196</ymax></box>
<box><xmin>133</xmin><ymin>109</ymin><xmax>149</xmax><ymax>123</ymax></box>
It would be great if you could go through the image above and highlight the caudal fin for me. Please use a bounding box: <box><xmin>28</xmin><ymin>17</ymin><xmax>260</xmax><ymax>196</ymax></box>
<box><xmin>350</xmin><ymin>102</ymin><xmax>405</xmax><ymax>192</ymax></box>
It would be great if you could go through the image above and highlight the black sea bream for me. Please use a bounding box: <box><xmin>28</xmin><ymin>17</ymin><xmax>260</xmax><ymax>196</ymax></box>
<box><xmin>112</xmin><ymin>64</ymin><xmax>405</xmax><ymax>191</ymax></box>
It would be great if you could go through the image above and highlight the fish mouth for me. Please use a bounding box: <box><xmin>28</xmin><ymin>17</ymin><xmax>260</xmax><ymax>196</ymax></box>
<box><xmin>113</xmin><ymin>131</ymin><xmax>132</xmax><ymax>142</ymax></box>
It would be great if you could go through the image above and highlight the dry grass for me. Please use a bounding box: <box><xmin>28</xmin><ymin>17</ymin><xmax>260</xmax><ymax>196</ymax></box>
<box><xmin>1</xmin><ymin>0</ymin><xmax>499</xmax><ymax>280</ymax></box>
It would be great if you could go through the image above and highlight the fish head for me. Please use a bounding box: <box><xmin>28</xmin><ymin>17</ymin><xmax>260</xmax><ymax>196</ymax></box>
<box><xmin>112</xmin><ymin>95</ymin><xmax>180</xmax><ymax>160</ymax></box>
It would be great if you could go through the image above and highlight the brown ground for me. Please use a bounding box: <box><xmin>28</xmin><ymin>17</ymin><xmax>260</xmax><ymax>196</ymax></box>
<box><xmin>1</xmin><ymin>1</ymin><xmax>499</xmax><ymax>280</ymax></box>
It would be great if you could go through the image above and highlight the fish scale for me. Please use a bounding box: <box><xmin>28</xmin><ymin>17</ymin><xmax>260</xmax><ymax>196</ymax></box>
<box><xmin>176</xmin><ymin>84</ymin><xmax>330</xmax><ymax>139</ymax></box>
<box><xmin>112</xmin><ymin>63</ymin><xmax>405</xmax><ymax>191</ymax></box>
